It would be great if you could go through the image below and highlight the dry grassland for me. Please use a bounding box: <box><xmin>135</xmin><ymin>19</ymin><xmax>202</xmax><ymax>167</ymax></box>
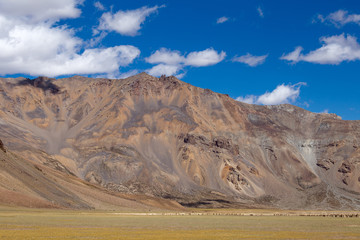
<box><xmin>0</xmin><ymin>208</ymin><xmax>359</xmax><ymax>239</ymax></box>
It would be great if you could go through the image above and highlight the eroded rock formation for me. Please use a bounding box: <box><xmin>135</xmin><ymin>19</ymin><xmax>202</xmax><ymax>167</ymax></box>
<box><xmin>0</xmin><ymin>73</ymin><xmax>359</xmax><ymax>209</ymax></box>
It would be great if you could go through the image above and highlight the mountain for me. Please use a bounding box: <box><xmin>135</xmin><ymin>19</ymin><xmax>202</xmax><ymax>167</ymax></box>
<box><xmin>0</xmin><ymin>143</ymin><xmax>182</xmax><ymax>210</ymax></box>
<box><xmin>0</xmin><ymin>73</ymin><xmax>359</xmax><ymax>210</ymax></box>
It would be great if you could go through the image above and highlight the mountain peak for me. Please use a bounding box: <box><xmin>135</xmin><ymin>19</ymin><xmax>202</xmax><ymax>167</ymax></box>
<box><xmin>0</xmin><ymin>74</ymin><xmax>359</xmax><ymax>209</ymax></box>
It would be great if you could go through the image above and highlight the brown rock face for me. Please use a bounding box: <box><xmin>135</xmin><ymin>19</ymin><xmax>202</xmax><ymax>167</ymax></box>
<box><xmin>338</xmin><ymin>162</ymin><xmax>352</xmax><ymax>174</ymax></box>
<box><xmin>0</xmin><ymin>73</ymin><xmax>359</xmax><ymax>210</ymax></box>
<box><xmin>0</xmin><ymin>139</ymin><xmax>5</xmax><ymax>152</ymax></box>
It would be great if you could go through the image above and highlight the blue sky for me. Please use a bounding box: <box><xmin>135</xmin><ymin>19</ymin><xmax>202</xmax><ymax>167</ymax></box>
<box><xmin>0</xmin><ymin>0</ymin><xmax>359</xmax><ymax>120</ymax></box>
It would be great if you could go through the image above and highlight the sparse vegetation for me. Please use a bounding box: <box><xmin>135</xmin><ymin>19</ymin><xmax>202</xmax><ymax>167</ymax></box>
<box><xmin>0</xmin><ymin>208</ymin><xmax>359</xmax><ymax>239</ymax></box>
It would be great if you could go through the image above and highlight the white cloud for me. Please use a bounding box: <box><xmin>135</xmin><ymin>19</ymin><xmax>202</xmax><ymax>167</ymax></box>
<box><xmin>145</xmin><ymin>48</ymin><xmax>226</xmax><ymax>68</ymax></box>
<box><xmin>233</xmin><ymin>53</ymin><xmax>268</xmax><ymax>67</ymax></box>
<box><xmin>98</xmin><ymin>5</ymin><xmax>164</xmax><ymax>36</ymax></box>
<box><xmin>145</xmin><ymin>48</ymin><xmax>185</xmax><ymax>65</ymax></box>
<box><xmin>281</xmin><ymin>34</ymin><xmax>360</xmax><ymax>64</ymax></box>
<box><xmin>280</xmin><ymin>46</ymin><xmax>303</xmax><ymax>62</ymax></box>
<box><xmin>57</xmin><ymin>46</ymin><xmax>139</xmax><ymax>75</ymax></box>
<box><xmin>145</xmin><ymin>48</ymin><xmax>226</xmax><ymax>77</ymax></box>
<box><xmin>0</xmin><ymin>24</ymin><xmax>140</xmax><ymax>76</ymax></box>
<box><xmin>0</xmin><ymin>1</ymin><xmax>140</xmax><ymax>77</ymax></box>
<box><xmin>236</xmin><ymin>83</ymin><xmax>305</xmax><ymax>105</ymax></box>
<box><xmin>257</xmin><ymin>7</ymin><xmax>264</xmax><ymax>18</ymax></box>
<box><xmin>0</xmin><ymin>0</ymin><xmax>83</xmax><ymax>24</ymax></box>
<box><xmin>235</xmin><ymin>95</ymin><xmax>257</xmax><ymax>104</ymax></box>
<box><xmin>94</xmin><ymin>1</ymin><xmax>105</xmax><ymax>11</ymax></box>
<box><xmin>317</xmin><ymin>10</ymin><xmax>360</xmax><ymax>27</ymax></box>
<box><xmin>185</xmin><ymin>48</ymin><xmax>226</xmax><ymax>67</ymax></box>
<box><xmin>216</xmin><ymin>16</ymin><xmax>229</xmax><ymax>24</ymax></box>
<box><xmin>257</xmin><ymin>83</ymin><xmax>304</xmax><ymax>105</ymax></box>
<box><xmin>0</xmin><ymin>24</ymin><xmax>79</xmax><ymax>62</ymax></box>
<box><xmin>147</xmin><ymin>64</ymin><xmax>181</xmax><ymax>77</ymax></box>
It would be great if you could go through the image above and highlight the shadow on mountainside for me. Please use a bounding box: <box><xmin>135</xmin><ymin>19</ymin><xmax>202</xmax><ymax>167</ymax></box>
<box><xmin>17</xmin><ymin>77</ymin><xmax>60</xmax><ymax>94</ymax></box>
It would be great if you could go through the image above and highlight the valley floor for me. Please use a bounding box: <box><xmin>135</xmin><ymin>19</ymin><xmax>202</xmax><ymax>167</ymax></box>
<box><xmin>0</xmin><ymin>208</ymin><xmax>360</xmax><ymax>239</ymax></box>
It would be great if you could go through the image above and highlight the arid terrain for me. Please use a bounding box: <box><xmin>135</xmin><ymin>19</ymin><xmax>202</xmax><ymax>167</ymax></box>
<box><xmin>1</xmin><ymin>208</ymin><xmax>360</xmax><ymax>240</ymax></box>
<box><xmin>0</xmin><ymin>73</ymin><xmax>359</xmax><ymax>210</ymax></box>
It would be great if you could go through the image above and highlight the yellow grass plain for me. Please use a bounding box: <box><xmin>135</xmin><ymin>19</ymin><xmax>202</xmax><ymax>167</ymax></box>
<box><xmin>0</xmin><ymin>208</ymin><xmax>360</xmax><ymax>240</ymax></box>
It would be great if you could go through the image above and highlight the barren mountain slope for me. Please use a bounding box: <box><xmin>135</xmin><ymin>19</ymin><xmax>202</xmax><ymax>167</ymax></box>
<box><xmin>0</xmin><ymin>73</ymin><xmax>359</xmax><ymax>209</ymax></box>
<box><xmin>0</xmin><ymin>139</ymin><xmax>183</xmax><ymax>210</ymax></box>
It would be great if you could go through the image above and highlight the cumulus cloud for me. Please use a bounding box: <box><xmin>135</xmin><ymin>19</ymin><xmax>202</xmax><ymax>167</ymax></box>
<box><xmin>145</xmin><ymin>48</ymin><xmax>226</xmax><ymax>67</ymax></box>
<box><xmin>281</xmin><ymin>34</ymin><xmax>360</xmax><ymax>64</ymax></box>
<box><xmin>235</xmin><ymin>95</ymin><xmax>257</xmax><ymax>104</ymax></box>
<box><xmin>54</xmin><ymin>46</ymin><xmax>139</xmax><ymax>76</ymax></box>
<box><xmin>233</xmin><ymin>53</ymin><xmax>268</xmax><ymax>66</ymax></box>
<box><xmin>216</xmin><ymin>16</ymin><xmax>229</xmax><ymax>24</ymax></box>
<box><xmin>98</xmin><ymin>5</ymin><xmax>164</xmax><ymax>36</ymax></box>
<box><xmin>147</xmin><ymin>64</ymin><xmax>181</xmax><ymax>77</ymax></box>
<box><xmin>257</xmin><ymin>83</ymin><xmax>305</xmax><ymax>105</ymax></box>
<box><xmin>0</xmin><ymin>0</ymin><xmax>83</xmax><ymax>24</ymax></box>
<box><xmin>145</xmin><ymin>48</ymin><xmax>185</xmax><ymax>65</ymax></box>
<box><xmin>236</xmin><ymin>83</ymin><xmax>306</xmax><ymax>105</ymax></box>
<box><xmin>0</xmin><ymin>25</ymin><xmax>140</xmax><ymax>76</ymax></box>
<box><xmin>317</xmin><ymin>10</ymin><xmax>360</xmax><ymax>27</ymax></box>
<box><xmin>185</xmin><ymin>48</ymin><xmax>226</xmax><ymax>67</ymax></box>
<box><xmin>145</xmin><ymin>48</ymin><xmax>226</xmax><ymax>77</ymax></box>
<box><xmin>0</xmin><ymin>0</ymin><xmax>140</xmax><ymax>77</ymax></box>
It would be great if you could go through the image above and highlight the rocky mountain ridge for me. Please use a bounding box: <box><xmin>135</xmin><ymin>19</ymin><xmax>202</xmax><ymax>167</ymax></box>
<box><xmin>0</xmin><ymin>73</ymin><xmax>359</xmax><ymax>209</ymax></box>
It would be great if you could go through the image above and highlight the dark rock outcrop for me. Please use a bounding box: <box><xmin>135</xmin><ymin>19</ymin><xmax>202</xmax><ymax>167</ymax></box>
<box><xmin>0</xmin><ymin>140</ymin><xmax>5</xmax><ymax>153</ymax></box>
